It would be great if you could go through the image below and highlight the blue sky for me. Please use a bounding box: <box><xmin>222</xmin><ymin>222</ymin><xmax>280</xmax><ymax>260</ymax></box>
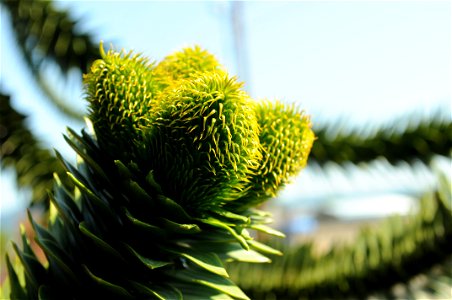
<box><xmin>1</xmin><ymin>1</ymin><xmax>451</xmax><ymax>222</ymax></box>
<box><xmin>51</xmin><ymin>0</ymin><xmax>451</xmax><ymax>122</ymax></box>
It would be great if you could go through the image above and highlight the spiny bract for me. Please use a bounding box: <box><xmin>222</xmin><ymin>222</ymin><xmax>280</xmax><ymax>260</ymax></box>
<box><xmin>231</xmin><ymin>100</ymin><xmax>315</xmax><ymax>210</ymax></box>
<box><xmin>7</xmin><ymin>45</ymin><xmax>314</xmax><ymax>300</ymax></box>
<box><xmin>154</xmin><ymin>45</ymin><xmax>224</xmax><ymax>90</ymax></box>
<box><xmin>148</xmin><ymin>71</ymin><xmax>262</xmax><ymax>212</ymax></box>
<box><xmin>85</xmin><ymin>45</ymin><xmax>156</xmax><ymax>162</ymax></box>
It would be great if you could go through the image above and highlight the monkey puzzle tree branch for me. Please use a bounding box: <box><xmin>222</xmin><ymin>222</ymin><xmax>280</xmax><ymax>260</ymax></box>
<box><xmin>1</xmin><ymin>0</ymin><xmax>100</xmax><ymax>120</ymax></box>
<box><xmin>311</xmin><ymin>114</ymin><xmax>452</xmax><ymax>165</ymax></box>
<box><xmin>0</xmin><ymin>92</ymin><xmax>66</xmax><ymax>207</ymax></box>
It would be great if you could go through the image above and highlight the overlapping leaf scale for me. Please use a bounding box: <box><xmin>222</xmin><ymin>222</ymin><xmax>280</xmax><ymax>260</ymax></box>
<box><xmin>8</xmin><ymin>129</ymin><xmax>284</xmax><ymax>299</ymax></box>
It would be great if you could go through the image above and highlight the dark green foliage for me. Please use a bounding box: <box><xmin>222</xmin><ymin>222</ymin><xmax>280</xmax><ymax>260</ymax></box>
<box><xmin>1</xmin><ymin>0</ymin><xmax>100</xmax><ymax>119</ymax></box>
<box><xmin>0</xmin><ymin>92</ymin><xmax>64</xmax><ymax>207</ymax></box>
<box><xmin>227</xmin><ymin>174</ymin><xmax>452</xmax><ymax>299</ymax></box>
<box><xmin>6</xmin><ymin>47</ymin><xmax>314</xmax><ymax>299</ymax></box>
<box><xmin>6</xmin><ymin>129</ymin><xmax>263</xmax><ymax>299</ymax></box>
<box><xmin>311</xmin><ymin>114</ymin><xmax>452</xmax><ymax>165</ymax></box>
<box><xmin>3</xmin><ymin>123</ymin><xmax>282</xmax><ymax>299</ymax></box>
<box><xmin>1</xmin><ymin>0</ymin><xmax>98</xmax><ymax>73</ymax></box>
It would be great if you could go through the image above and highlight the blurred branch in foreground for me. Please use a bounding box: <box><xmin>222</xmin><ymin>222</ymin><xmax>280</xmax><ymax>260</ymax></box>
<box><xmin>1</xmin><ymin>0</ymin><xmax>100</xmax><ymax>120</ymax></box>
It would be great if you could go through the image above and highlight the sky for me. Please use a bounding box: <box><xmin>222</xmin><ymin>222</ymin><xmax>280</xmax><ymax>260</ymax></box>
<box><xmin>1</xmin><ymin>1</ymin><xmax>451</xmax><ymax>225</ymax></box>
<box><xmin>50</xmin><ymin>0</ymin><xmax>451</xmax><ymax>122</ymax></box>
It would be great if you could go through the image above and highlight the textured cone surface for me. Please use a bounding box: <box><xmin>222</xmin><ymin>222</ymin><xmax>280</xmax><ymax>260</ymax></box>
<box><xmin>84</xmin><ymin>47</ymin><xmax>156</xmax><ymax>162</ymax></box>
<box><xmin>148</xmin><ymin>72</ymin><xmax>262</xmax><ymax>212</ymax></box>
<box><xmin>154</xmin><ymin>46</ymin><xmax>223</xmax><ymax>90</ymax></box>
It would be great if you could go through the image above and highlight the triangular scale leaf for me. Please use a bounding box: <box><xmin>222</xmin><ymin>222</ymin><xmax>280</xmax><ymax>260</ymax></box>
<box><xmin>124</xmin><ymin>209</ymin><xmax>166</xmax><ymax>237</ymax></box>
<box><xmin>66</xmin><ymin>173</ymin><xmax>117</xmax><ymax>223</ymax></box>
<box><xmin>55</xmin><ymin>151</ymin><xmax>90</xmax><ymax>188</ymax></box>
<box><xmin>64</xmin><ymin>130</ymin><xmax>109</xmax><ymax>182</ymax></box>
<box><xmin>33</xmin><ymin>238</ymin><xmax>80</xmax><ymax>286</ymax></box>
<box><xmin>114</xmin><ymin>160</ymin><xmax>133</xmax><ymax>180</ymax></box>
<box><xmin>52</xmin><ymin>173</ymin><xmax>83</xmax><ymax>219</ymax></box>
<box><xmin>28</xmin><ymin>210</ymin><xmax>59</xmax><ymax>245</ymax></box>
<box><xmin>249</xmin><ymin>224</ymin><xmax>285</xmax><ymax>238</ymax></box>
<box><xmin>20</xmin><ymin>224</ymin><xmax>37</xmax><ymax>259</ymax></box>
<box><xmin>83</xmin><ymin>265</ymin><xmax>134</xmax><ymax>299</ymax></box>
<box><xmin>12</xmin><ymin>242</ymin><xmax>40</xmax><ymax>292</ymax></box>
<box><xmin>5</xmin><ymin>253</ymin><xmax>27</xmax><ymax>300</ymax></box>
<box><xmin>247</xmin><ymin>239</ymin><xmax>283</xmax><ymax>256</ymax></box>
<box><xmin>29</xmin><ymin>211</ymin><xmax>80</xmax><ymax>278</ymax></box>
<box><xmin>145</xmin><ymin>170</ymin><xmax>163</xmax><ymax>193</ymax></box>
<box><xmin>196</xmin><ymin>278</ymin><xmax>250</xmax><ymax>300</ymax></box>
<box><xmin>173</xmin><ymin>282</ymin><xmax>233</xmax><ymax>300</ymax></box>
<box><xmin>130</xmin><ymin>281</ymin><xmax>183</xmax><ymax>300</ymax></box>
<box><xmin>152</xmin><ymin>284</ymin><xmax>183</xmax><ymax>300</ymax></box>
<box><xmin>155</xmin><ymin>195</ymin><xmax>192</xmax><ymax>222</ymax></box>
<box><xmin>212</xmin><ymin>209</ymin><xmax>250</xmax><ymax>224</ymax></box>
<box><xmin>38</xmin><ymin>285</ymin><xmax>60</xmax><ymax>300</ymax></box>
<box><xmin>200</xmin><ymin>218</ymin><xmax>249</xmax><ymax>250</ymax></box>
<box><xmin>48</xmin><ymin>195</ymin><xmax>80</xmax><ymax>237</ymax></box>
<box><xmin>173</xmin><ymin>268</ymin><xmax>249</xmax><ymax>300</ymax></box>
<box><xmin>128</xmin><ymin>281</ymin><xmax>165</xmax><ymax>300</ymax></box>
<box><xmin>125</xmin><ymin>180</ymin><xmax>154</xmax><ymax>207</ymax></box>
<box><xmin>125</xmin><ymin>244</ymin><xmax>172</xmax><ymax>270</ymax></box>
<box><xmin>226</xmin><ymin>247</ymin><xmax>271</xmax><ymax>263</ymax></box>
<box><xmin>159</xmin><ymin>218</ymin><xmax>201</xmax><ymax>234</ymax></box>
<box><xmin>169</xmin><ymin>248</ymin><xmax>228</xmax><ymax>277</ymax></box>
<box><xmin>79</xmin><ymin>222</ymin><xmax>127</xmax><ymax>264</ymax></box>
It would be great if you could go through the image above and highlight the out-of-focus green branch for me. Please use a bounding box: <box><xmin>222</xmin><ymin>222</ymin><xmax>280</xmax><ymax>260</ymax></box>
<box><xmin>228</xmin><ymin>173</ymin><xmax>452</xmax><ymax>299</ymax></box>
<box><xmin>1</xmin><ymin>0</ymin><xmax>100</xmax><ymax>120</ymax></box>
<box><xmin>0</xmin><ymin>92</ymin><xmax>65</xmax><ymax>207</ymax></box>
<box><xmin>311</xmin><ymin>113</ymin><xmax>452</xmax><ymax>165</ymax></box>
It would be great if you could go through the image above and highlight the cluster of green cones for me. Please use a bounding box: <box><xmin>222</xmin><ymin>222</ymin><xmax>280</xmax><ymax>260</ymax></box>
<box><xmin>6</xmin><ymin>45</ymin><xmax>314</xmax><ymax>299</ymax></box>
